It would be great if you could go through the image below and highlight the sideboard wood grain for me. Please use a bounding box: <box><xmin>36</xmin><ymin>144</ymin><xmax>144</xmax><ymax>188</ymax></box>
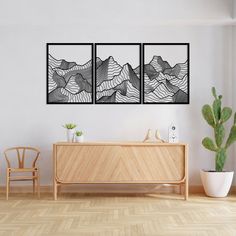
<box><xmin>53</xmin><ymin>142</ymin><xmax>188</xmax><ymax>200</ymax></box>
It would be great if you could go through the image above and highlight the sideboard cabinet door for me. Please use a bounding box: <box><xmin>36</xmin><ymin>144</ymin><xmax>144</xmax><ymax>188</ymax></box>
<box><xmin>55</xmin><ymin>144</ymin><xmax>185</xmax><ymax>183</ymax></box>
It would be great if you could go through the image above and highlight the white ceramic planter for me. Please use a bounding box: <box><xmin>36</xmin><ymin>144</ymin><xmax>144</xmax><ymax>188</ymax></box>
<box><xmin>66</xmin><ymin>129</ymin><xmax>75</xmax><ymax>142</ymax></box>
<box><xmin>200</xmin><ymin>170</ymin><xmax>234</xmax><ymax>197</ymax></box>
<box><xmin>75</xmin><ymin>135</ymin><xmax>84</xmax><ymax>143</ymax></box>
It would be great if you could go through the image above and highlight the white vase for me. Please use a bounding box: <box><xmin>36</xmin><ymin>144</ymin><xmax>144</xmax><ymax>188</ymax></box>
<box><xmin>75</xmin><ymin>135</ymin><xmax>84</xmax><ymax>143</ymax></box>
<box><xmin>200</xmin><ymin>170</ymin><xmax>234</xmax><ymax>197</ymax></box>
<box><xmin>66</xmin><ymin>129</ymin><xmax>75</xmax><ymax>142</ymax></box>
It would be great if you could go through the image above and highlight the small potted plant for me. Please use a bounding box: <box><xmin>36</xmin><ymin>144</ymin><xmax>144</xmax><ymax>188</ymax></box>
<box><xmin>75</xmin><ymin>131</ymin><xmax>84</xmax><ymax>143</ymax></box>
<box><xmin>63</xmin><ymin>123</ymin><xmax>77</xmax><ymax>142</ymax></box>
<box><xmin>201</xmin><ymin>87</ymin><xmax>236</xmax><ymax>197</ymax></box>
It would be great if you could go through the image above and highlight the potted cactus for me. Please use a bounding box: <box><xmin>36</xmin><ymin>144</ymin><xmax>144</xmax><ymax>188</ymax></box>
<box><xmin>201</xmin><ymin>87</ymin><xmax>236</xmax><ymax>197</ymax></box>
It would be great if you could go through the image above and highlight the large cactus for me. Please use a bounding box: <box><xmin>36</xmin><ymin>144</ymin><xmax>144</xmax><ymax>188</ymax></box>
<box><xmin>202</xmin><ymin>87</ymin><xmax>236</xmax><ymax>171</ymax></box>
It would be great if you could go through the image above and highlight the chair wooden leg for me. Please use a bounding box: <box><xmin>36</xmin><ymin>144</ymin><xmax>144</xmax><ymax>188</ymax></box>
<box><xmin>37</xmin><ymin>170</ymin><xmax>40</xmax><ymax>199</ymax></box>
<box><xmin>33</xmin><ymin>180</ymin><xmax>35</xmax><ymax>195</ymax></box>
<box><xmin>185</xmin><ymin>178</ymin><xmax>189</xmax><ymax>201</ymax></box>
<box><xmin>58</xmin><ymin>184</ymin><xmax>61</xmax><ymax>195</ymax></box>
<box><xmin>6</xmin><ymin>169</ymin><xmax>10</xmax><ymax>200</ymax></box>
<box><xmin>33</xmin><ymin>172</ymin><xmax>36</xmax><ymax>195</ymax></box>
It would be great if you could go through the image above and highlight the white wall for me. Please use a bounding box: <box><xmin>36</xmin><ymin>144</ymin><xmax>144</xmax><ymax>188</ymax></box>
<box><xmin>0</xmin><ymin>0</ymin><xmax>232</xmax><ymax>26</ymax></box>
<box><xmin>0</xmin><ymin>0</ymin><xmax>235</xmax><ymax>187</ymax></box>
<box><xmin>233</xmin><ymin>0</ymin><xmax>236</xmax><ymax>18</ymax></box>
<box><xmin>233</xmin><ymin>0</ymin><xmax>236</xmax><ymax>110</ymax></box>
<box><xmin>233</xmin><ymin>26</ymin><xmax>236</xmax><ymax>183</ymax></box>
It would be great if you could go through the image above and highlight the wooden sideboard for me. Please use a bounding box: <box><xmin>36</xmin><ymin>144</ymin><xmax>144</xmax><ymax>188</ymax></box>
<box><xmin>53</xmin><ymin>142</ymin><xmax>188</xmax><ymax>200</ymax></box>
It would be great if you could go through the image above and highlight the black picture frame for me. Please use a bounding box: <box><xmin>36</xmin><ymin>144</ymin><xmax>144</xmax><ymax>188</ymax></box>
<box><xmin>46</xmin><ymin>43</ymin><xmax>94</xmax><ymax>104</ymax></box>
<box><xmin>142</xmin><ymin>43</ymin><xmax>190</xmax><ymax>104</ymax></box>
<box><xmin>95</xmin><ymin>43</ymin><xmax>142</xmax><ymax>104</ymax></box>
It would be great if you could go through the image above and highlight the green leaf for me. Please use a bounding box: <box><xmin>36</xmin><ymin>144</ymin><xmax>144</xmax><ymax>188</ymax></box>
<box><xmin>234</xmin><ymin>112</ymin><xmax>236</xmax><ymax>125</ymax></box>
<box><xmin>225</xmin><ymin>125</ymin><xmax>236</xmax><ymax>148</ymax></box>
<box><xmin>63</xmin><ymin>123</ymin><xmax>77</xmax><ymax>129</ymax></box>
<box><xmin>212</xmin><ymin>87</ymin><xmax>217</xmax><ymax>99</ymax></box>
<box><xmin>202</xmin><ymin>105</ymin><xmax>216</xmax><ymax>127</ymax></box>
<box><xmin>221</xmin><ymin>107</ymin><xmax>232</xmax><ymax>123</ymax></box>
<box><xmin>202</xmin><ymin>137</ymin><xmax>218</xmax><ymax>152</ymax></box>
<box><xmin>215</xmin><ymin>149</ymin><xmax>226</xmax><ymax>172</ymax></box>
<box><xmin>213</xmin><ymin>99</ymin><xmax>221</xmax><ymax>122</ymax></box>
<box><xmin>215</xmin><ymin>124</ymin><xmax>225</xmax><ymax>147</ymax></box>
<box><xmin>75</xmin><ymin>131</ymin><xmax>83</xmax><ymax>136</ymax></box>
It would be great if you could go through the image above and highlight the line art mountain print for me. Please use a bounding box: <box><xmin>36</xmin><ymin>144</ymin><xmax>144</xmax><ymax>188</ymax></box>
<box><xmin>143</xmin><ymin>44</ymin><xmax>189</xmax><ymax>104</ymax></box>
<box><xmin>144</xmin><ymin>56</ymin><xmax>188</xmax><ymax>103</ymax></box>
<box><xmin>47</xmin><ymin>51</ymin><xmax>93</xmax><ymax>104</ymax></box>
<box><xmin>47</xmin><ymin>43</ymin><xmax>189</xmax><ymax>105</ymax></box>
<box><xmin>95</xmin><ymin>56</ymin><xmax>140</xmax><ymax>104</ymax></box>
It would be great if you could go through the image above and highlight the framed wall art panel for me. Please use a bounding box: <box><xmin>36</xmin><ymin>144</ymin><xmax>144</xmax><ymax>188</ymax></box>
<box><xmin>95</xmin><ymin>43</ymin><xmax>141</xmax><ymax>104</ymax></box>
<box><xmin>47</xmin><ymin>43</ymin><xmax>93</xmax><ymax>104</ymax></box>
<box><xmin>143</xmin><ymin>43</ymin><xmax>189</xmax><ymax>104</ymax></box>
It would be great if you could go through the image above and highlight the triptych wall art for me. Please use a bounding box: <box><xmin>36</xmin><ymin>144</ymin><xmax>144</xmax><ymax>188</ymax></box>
<box><xmin>47</xmin><ymin>43</ymin><xmax>189</xmax><ymax>104</ymax></box>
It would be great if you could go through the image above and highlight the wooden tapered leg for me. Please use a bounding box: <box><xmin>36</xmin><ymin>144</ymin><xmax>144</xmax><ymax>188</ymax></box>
<box><xmin>33</xmin><ymin>180</ymin><xmax>35</xmax><ymax>194</ymax></box>
<box><xmin>37</xmin><ymin>170</ymin><xmax>40</xmax><ymax>199</ymax></box>
<box><xmin>185</xmin><ymin>179</ymin><xmax>188</xmax><ymax>200</ymax></box>
<box><xmin>58</xmin><ymin>184</ymin><xmax>61</xmax><ymax>195</ymax></box>
<box><xmin>54</xmin><ymin>178</ymin><xmax>57</xmax><ymax>201</ymax></box>
<box><xmin>184</xmin><ymin>144</ymin><xmax>188</xmax><ymax>200</ymax></box>
<box><xmin>6</xmin><ymin>169</ymin><xmax>10</xmax><ymax>200</ymax></box>
<box><xmin>33</xmin><ymin>172</ymin><xmax>36</xmax><ymax>194</ymax></box>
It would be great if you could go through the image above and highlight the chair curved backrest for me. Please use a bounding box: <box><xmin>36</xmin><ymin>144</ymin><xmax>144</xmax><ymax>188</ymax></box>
<box><xmin>4</xmin><ymin>147</ymin><xmax>40</xmax><ymax>169</ymax></box>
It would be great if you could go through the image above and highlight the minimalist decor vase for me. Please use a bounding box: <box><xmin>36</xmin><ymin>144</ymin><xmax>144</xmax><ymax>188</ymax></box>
<box><xmin>66</xmin><ymin>129</ymin><xmax>75</xmax><ymax>142</ymax></box>
<box><xmin>75</xmin><ymin>135</ymin><xmax>84</xmax><ymax>143</ymax></box>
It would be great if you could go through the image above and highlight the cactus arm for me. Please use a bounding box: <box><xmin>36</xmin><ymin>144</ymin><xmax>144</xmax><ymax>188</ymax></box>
<box><xmin>212</xmin><ymin>87</ymin><xmax>217</xmax><ymax>99</ymax></box>
<box><xmin>202</xmin><ymin>105</ymin><xmax>216</xmax><ymax>127</ymax></box>
<box><xmin>221</xmin><ymin>107</ymin><xmax>232</xmax><ymax>123</ymax></box>
<box><xmin>213</xmin><ymin>99</ymin><xmax>221</xmax><ymax>122</ymax></box>
<box><xmin>214</xmin><ymin>124</ymin><xmax>225</xmax><ymax>147</ymax></box>
<box><xmin>202</xmin><ymin>137</ymin><xmax>218</xmax><ymax>152</ymax></box>
<box><xmin>225</xmin><ymin>125</ymin><xmax>236</xmax><ymax>149</ymax></box>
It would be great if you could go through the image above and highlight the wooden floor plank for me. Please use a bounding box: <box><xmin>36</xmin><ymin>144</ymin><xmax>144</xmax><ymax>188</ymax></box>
<box><xmin>0</xmin><ymin>193</ymin><xmax>235</xmax><ymax>235</ymax></box>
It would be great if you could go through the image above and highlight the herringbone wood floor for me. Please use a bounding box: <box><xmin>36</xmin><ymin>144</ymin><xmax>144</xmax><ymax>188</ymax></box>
<box><xmin>0</xmin><ymin>193</ymin><xmax>236</xmax><ymax>236</ymax></box>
